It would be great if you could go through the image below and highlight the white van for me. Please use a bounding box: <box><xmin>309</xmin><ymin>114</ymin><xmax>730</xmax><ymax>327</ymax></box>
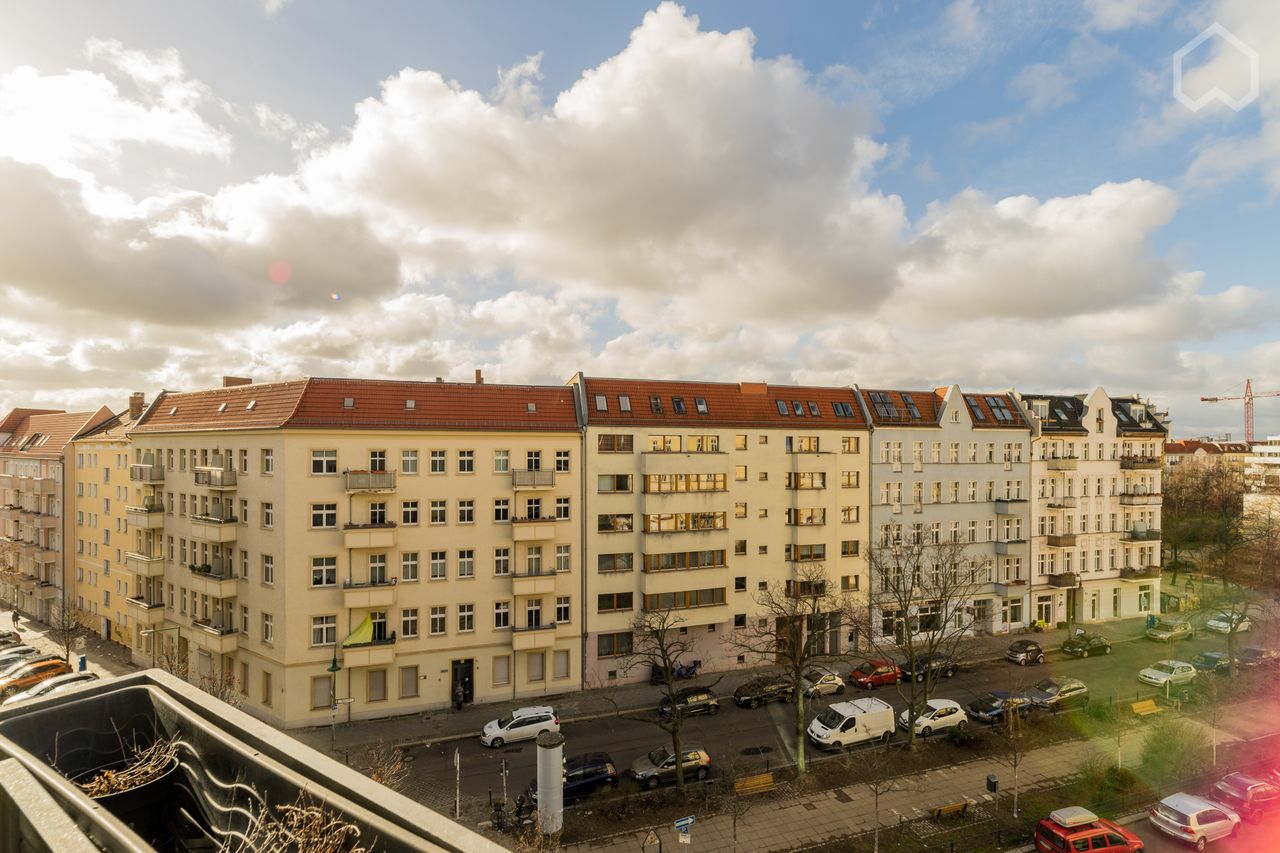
<box><xmin>805</xmin><ymin>697</ymin><xmax>895</xmax><ymax>750</ymax></box>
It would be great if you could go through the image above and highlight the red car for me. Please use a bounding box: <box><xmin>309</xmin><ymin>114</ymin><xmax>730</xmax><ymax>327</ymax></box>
<box><xmin>849</xmin><ymin>659</ymin><xmax>902</xmax><ymax>689</ymax></box>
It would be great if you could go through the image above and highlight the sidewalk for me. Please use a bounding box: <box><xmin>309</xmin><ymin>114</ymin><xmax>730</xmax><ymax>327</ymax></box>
<box><xmin>561</xmin><ymin>696</ymin><xmax>1276</xmax><ymax>853</ymax></box>
<box><xmin>4</xmin><ymin>605</ymin><xmax>143</xmax><ymax>680</ymax></box>
<box><xmin>288</xmin><ymin>615</ymin><xmax>1156</xmax><ymax>757</ymax></box>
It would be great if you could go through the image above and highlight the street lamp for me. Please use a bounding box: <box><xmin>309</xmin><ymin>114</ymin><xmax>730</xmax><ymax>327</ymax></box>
<box><xmin>328</xmin><ymin>648</ymin><xmax>342</xmax><ymax>752</ymax></box>
<box><xmin>140</xmin><ymin>625</ymin><xmax>182</xmax><ymax>672</ymax></box>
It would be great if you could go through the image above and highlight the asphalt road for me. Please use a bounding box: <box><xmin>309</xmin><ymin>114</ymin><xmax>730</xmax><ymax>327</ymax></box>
<box><xmin>1127</xmin><ymin>812</ymin><xmax>1280</xmax><ymax>851</ymax></box>
<box><xmin>401</xmin><ymin>627</ymin><xmax>1255</xmax><ymax>813</ymax></box>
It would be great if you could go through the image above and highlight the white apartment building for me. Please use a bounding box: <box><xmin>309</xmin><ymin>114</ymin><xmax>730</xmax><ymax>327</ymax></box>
<box><xmin>1014</xmin><ymin>389</ymin><xmax>1165</xmax><ymax>625</ymax></box>
<box><xmin>572</xmin><ymin>377</ymin><xmax>870</xmax><ymax>685</ymax></box>
<box><xmin>861</xmin><ymin>386</ymin><xmax>1032</xmax><ymax>641</ymax></box>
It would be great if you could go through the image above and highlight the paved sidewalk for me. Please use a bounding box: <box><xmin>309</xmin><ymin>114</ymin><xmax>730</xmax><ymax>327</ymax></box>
<box><xmin>561</xmin><ymin>696</ymin><xmax>1276</xmax><ymax>853</ymax></box>
<box><xmin>4</xmin><ymin>604</ymin><xmax>143</xmax><ymax>680</ymax></box>
<box><xmin>288</xmin><ymin>616</ymin><xmax>1156</xmax><ymax>757</ymax></box>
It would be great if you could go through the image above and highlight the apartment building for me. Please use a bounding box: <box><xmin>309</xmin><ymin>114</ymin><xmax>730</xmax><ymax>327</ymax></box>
<box><xmin>126</xmin><ymin>376</ymin><xmax>581</xmax><ymax>729</ymax></box>
<box><xmin>0</xmin><ymin>407</ymin><xmax>114</xmax><ymax>622</ymax></box>
<box><xmin>1014</xmin><ymin>389</ymin><xmax>1165</xmax><ymax>625</ymax></box>
<box><xmin>70</xmin><ymin>394</ymin><xmax>147</xmax><ymax>647</ymax></box>
<box><xmin>571</xmin><ymin>376</ymin><xmax>870</xmax><ymax>686</ymax></box>
<box><xmin>861</xmin><ymin>386</ymin><xmax>1032</xmax><ymax>641</ymax></box>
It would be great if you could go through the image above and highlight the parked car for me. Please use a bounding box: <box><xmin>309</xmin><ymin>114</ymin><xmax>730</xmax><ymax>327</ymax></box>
<box><xmin>1237</xmin><ymin>647</ymin><xmax>1280</xmax><ymax>669</ymax></box>
<box><xmin>900</xmin><ymin>653</ymin><xmax>957</xmax><ymax>683</ymax></box>
<box><xmin>0</xmin><ymin>671</ymin><xmax>98</xmax><ymax>707</ymax></box>
<box><xmin>732</xmin><ymin>675</ymin><xmax>793</xmax><ymax>708</ymax></box>
<box><xmin>1146</xmin><ymin>619</ymin><xmax>1196</xmax><ymax>642</ymax></box>
<box><xmin>1006</xmin><ymin>639</ymin><xmax>1046</xmax><ymax>666</ymax></box>
<box><xmin>658</xmin><ymin>687</ymin><xmax>720</xmax><ymax>719</ymax></box>
<box><xmin>1191</xmin><ymin>652</ymin><xmax>1232</xmax><ymax>675</ymax></box>
<box><xmin>1148</xmin><ymin>793</ymin><xmax>1240</xmax><ymax>849</ymax></box>
<box><xmin>1138</xmin><ymin>660</ymin><xmax>1197</xmax><ymax>690</ymax></box>
<box><xmin>480</xmin><ymin>706</ymin><xmax>559</xmax><ymax>748</ymax></box>
<box><xmin>0</xmin><ymin>657</ymin><xmax>72</xmax><ymax>698</ymax></box>
<box><xmin>1210</xmin><ymin>772</ymin><xmax>1280</xmax><ymax>822</ymax></box>
<box><xmin>0</xmin><ymin>652</ymin><xmax>59</xmax><ymax>680</ymax></box>
<box><xmin>806</xmin><ymin>698</ymin><xmax>895</xmax><ymax>751</ymax></box>
<box><xmin>897</xmin><ymin>699</ymin><xmax>967</xmax><ymax>737</ymax></box>
<box><xmin>629</xmin><ymin>746</ymin><xmax>711</xmax><ymax>789</ymax></box>
<box><xmin>848</xmin><ymin>659</ymin><xmax>902</xmax><ymax>689</ymax></box>
<box><xmin>0</xmin><ymin>646</ymin><xmax>41</xmax><ymax>671</ymax></box>
<box><xmin>966</xmin><ymin>691</ymin><xmax>1033</xmax><ymax>725</ymax></box>
<box><xmin>0</xmin><ymin>630</ymin><xmax>20</xmax><ymax>648</ymax></box>
<box><xmin>1035</xmin><ymin>806</ymin><xmax>1145</xmax><ymax>852</ymax></box>
<box><xmin>1026</xmin><ymin>677</ymin><xmax>1089</xmax><ymax>713</ymax></box>
<box><xmin>801</xmin><ymin>665</ymin><xmax>846</xmax><ymax>697</ymax></box>
<box><xmin>1061</xmin><ymin>633</ymin><xmax>1111</xmax><ymax>658</ymax></box>
<box><xmin>529</xmin><ymin>752</ymin><xmax>618</xmax><ymax>805</ymax></box>
<box><xmin>1206</xmin><ymin>612</ymin><xmax>1252</xmax><ymax>634</ymax></box>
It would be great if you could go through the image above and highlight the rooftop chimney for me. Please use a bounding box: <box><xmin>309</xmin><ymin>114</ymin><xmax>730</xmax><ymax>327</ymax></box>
<box><xmin>435</xmin><ymin>377</ymin><xmax>444</xmax><ymax>383</ymax></box>
<box><xmin>475</xmin><ymin>368</ymin><xmax>484</xmax><ymax>385</ymax></box>
<box><xmin>222</xmin><ymin>376</ymin><xmax>253</xmax><ymax>388</ymax></box>
<box><xmin>128</xmin><ymin>392</ymin><xmax>145</xmax><ymax>421</ymax></box>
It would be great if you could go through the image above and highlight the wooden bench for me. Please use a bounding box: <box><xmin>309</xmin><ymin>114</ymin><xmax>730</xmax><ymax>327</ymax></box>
<box><xmin>931</xmin><ymin>801</ymin><xmax>970</xmax><ymax>819</ymax></box>
<box><xmin>1131</xmin><ymin>699</ymin><xmax>1164</xmax><ymax>718</ymax></box>
<box><xmin>733</xmin><ymin>772</ymin><xmax>776</xmax><ymax>796</ymax></box>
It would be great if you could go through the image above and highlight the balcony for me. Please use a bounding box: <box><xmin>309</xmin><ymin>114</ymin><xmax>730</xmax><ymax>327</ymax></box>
<box><xmin>129</xmin><ymin>463</ymin><xmax>164</xmax><ymax>483</ymax></box>
<box><xmin>125</xmin><ymin>549</ymin><xmax>166</xmax><ymax>577</ymax></box>
<box><xmin>511</xmin><ymin>516</ymin><xmax>557</xmax><ymax>542</ymax></box>
<box><xmin>512</xmin><ymin>470</ymin><xmax>556</xmax><ymax>490</ymax></box>
<box><xmin>1120</xmin><ymin>456</ymin><xmax>1161</xmax><ymax>470</ymax></box>
<box><xmin>125</xmin><ymin>596</ymin><xmax>165</xmax><ymax>625</ymax></box>
<box><xmin>1048</xmin><ymin>572</ymin><xmax>1079</xmax><ymax>589</ymax></box>
<box><xmin>34</xmin><ymin>581</ymin><xmax>59</xmax><ymax>601</ymax></box>
<box><xmin>1120</xmin><ymin>566</ymin><xmax>1161</xmax><ymax>583</ymax></box>
<box><xmin>511</xmin><ymin>568</ymin><xmax>559</xmax><ymax>597</ymax></box>
<box><xmin>342</xmin><ymin>578</ymin><xmax>398</xmax><ymax>609</ymax></box>
<box><xmin>31</xmin><ymin>512</ymin><xmax>57</xmax><ymax>530</ymax></box>
<box><xmin>511</xmin><ymin>622</ymin><xmax>557</xmax><ymax>651</ymax></box>
<box><xmin>187</xmin><ymin>563</ymin><xmax>239</xmax><ymax>598</ymax></box>
<box><xmin>1045</xmin><ymin>457</ymin><xmax>1078</xmax><ymax>471</ymax></box>
<box><xmin>125</xmin><ymin>502</ymin><xmax>166</xmax><ymax>529</ymax></box>
<box><xmin>994</xmin><ymin>579</ymin><xmax>1028</xmax><ymax>598</ymax></box>
<box><xmin>0</xmin><ymin>506</ymin><xmax>17</xmax><ymax>522</ymax></box>
<box><xmin>191</xmin><ymin>512</ymin><xmax>239</xmax><ymax>543</ymax></box>
<box><xmin>193</xmin><ymin>467</ymin><xmax>237</xmax><ymax>490</ymax></box>
<box><xmin>342</xmin><ymin>522</ymin><xmax>397</xmax><ymax>550</ymax></box>
<box><xmin>16</xmin><ymin>574</ymin><xmax>38</xmax><ymax>592</ymax></box>
<box><xmin>343</xmin><ymin>470</ymin><xmax>397</xmax><ymax>492</ymax></box>
<box><xmin>31</xmin><ymin>546</ymin><xmax>57</xmax><ymax>565</ymax></box>
<box><xmin>1121</xmin><ymin>528</ymin><xmax>1161</xmax><ymax>543</ymax></box>
<box><xmin>1118</xmin><ymin>492</ymin><xmax>1161</xmax><ymax>506</ymax></box>
<box><xmin>1046</xmin><ymin>533</ymin><xmax>1077</xmax><ymax>548</ymax></box>
<box><xmin>342</xmin><ymin>634</ymin><xmax>396</xmax><ymax>668</ymax></box>
<box><xmin>0</xmin><ymin>473</ymin><xmax>11</xmax><ymax>489</ymax></box>
<box><xmin>994</xmin><ymin>498</ymin><xmax>1027</xmax><ymax>515</ymax></box>
<box><xmin>1044</xmin><ymin>496</ymin><xmax>1078</xmax><ymax>509</ymax></box>
<box><xmin>24</xmin><ymin>477</ymin><xmax>57</xmax><ymax>496</ymax></box>
<box><xmin>995</xmin><ymin>539</ymin><xmax>1027</xmax><ymax>555</ymax></box>
<box><xmin>190</xmin><ymin>620</ymin><xmax>239</xmax><ymax>654</ymax></box>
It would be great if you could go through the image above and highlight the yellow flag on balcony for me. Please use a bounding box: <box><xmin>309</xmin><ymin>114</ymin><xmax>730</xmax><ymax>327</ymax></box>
<box><xmin>342</xmin><ymin>614</ymin><xmax>373</xmax><ymax>647</ymax></box>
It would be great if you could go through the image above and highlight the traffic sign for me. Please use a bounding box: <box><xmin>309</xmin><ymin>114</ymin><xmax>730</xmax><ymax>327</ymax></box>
<box><xmin>674</xmin><ymin>816</ymin><xmax>695</xmax><ymax>829</ymax></box>
<box><xmin>642</xmin><ymin>829</ymin><xmax>661</xmax><ymax>848</ymax></box>
<box><xmin>678</xmin><ymin>833</ymin><xmax>690</xmax><ymax>845</ymax></box>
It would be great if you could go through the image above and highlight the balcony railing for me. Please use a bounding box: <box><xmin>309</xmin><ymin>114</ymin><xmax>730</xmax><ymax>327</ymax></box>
<box><xmin>1048</xmin><ymin>572</ymin><xmax>1079</xmax><ymax>588</ymax></box>
<box><xmin>1045</xmin><ymin>457</ymin><xmax>1078</xmax><ymax>471</ymax></box>
<box><xmin>342</xmin><ymin>577</ymin><xmax>399</xmax><ymax>589</ymax></box>
<box><xmin>1121</xmin><ymin>528</ymin><xmax>1161</xmax><ymax>542</ymax></box>
<box><xmin>1120</xmin><ymin>566</ymin><xmax>1160</xmax><ymax>582</ymax></box>
<box><xmin>129</xmin><ymin>463</ymin><xmax>165</xmax><ymax>483</ymax></box>
<box><xmin>343</xmin><ymin>631</ymin><xmax>398</xmax><ymax>648</ymax></box>
<box><xmin>189</xmin><ymin>563</ymin><xmax>236</xmax><ymax>580</ymax></box>
<box><xmin>342</xmin><ymin>521</ymin><xmax>397</xmax><ymax>531</ymax></box>
<box><xmin>1045</xmin><ymin>533</ymin><xmax>1077</xmax><ymax>548</ymax></box>
<box><xmin>1044</xmin><ymin>496</ymin><xmax>1078</xmax><ymax>509</ymax></box>
<box><xmin>194</xmin><ymin>467</ymin><xmax>237</xmax><ymax>489</ymax></box>
<box><xmin>511</xmin><ymin>622</ymin><xmax>557</xmax><ymax>633</ymax></box>
<box><xmin>510</xmin><ymin>567</ymin><xmax>559</xmax><ymax>579</ymax></box>
<box><xmin>192</xmin><ymin>619</ymin><xmax>238</xmax><ymax>636</ymax></box>
<box><xmin>1119</xmin><ymin>456</ymin><xmax>1161</xmax><ymax>470</ymax></box>
<box><xmin>511</xmin><ymin>515</ymin><xmax>557</xmax><ymax>524</ymax></box>
<box><xmin>1118</xmin><ymin>492</ymin><xmax>1161</xmax><ymax>506</ymax></box>
<box><xmin>126</xmin><ymin>596</ymin><xmax>165</xmax><ymax>610</ymax></box>
<box><xmin>512</xmin><ymin>470</ymin><xmax>556</xmax><ymax>488</ymax></box>
<box><xmin>125</xmin><ymin>500</ymin><xmax>165</xmax><ymax>514</ymax></box>
<box><xmin>343</xmin><ymin>470</ymin><xmax>397</xmax><ymax>492</ymax></box>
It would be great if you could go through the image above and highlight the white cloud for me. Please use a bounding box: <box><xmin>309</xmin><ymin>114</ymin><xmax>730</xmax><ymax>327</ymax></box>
<box><xmin>1008</xmin><ymin>63</ymin><xmax>1077</xmax><ymax>114</ymax></box>
<box><xmin>1083</xmin><ymin>0</ymin><xmax>1173</xmax><ymax>32</ymax></box>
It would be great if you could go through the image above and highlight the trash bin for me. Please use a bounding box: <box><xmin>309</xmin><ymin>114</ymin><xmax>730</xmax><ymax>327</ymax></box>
<box><xmin>78</xmin><ymin>654</ymin><xmax>87</xmax><ymax>672</ymax></box>
<box><xmin>1146</xmin><ymin>614</ymin><xmax>1157</xmax><ymax>629</ymax></box>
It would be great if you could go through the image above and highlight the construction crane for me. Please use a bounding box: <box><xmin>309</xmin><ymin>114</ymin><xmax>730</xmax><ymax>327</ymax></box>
<box><xmin>1201</xmin><ymin>378</ymin><xmax>1280</xmax><ymax>444</ymax></box>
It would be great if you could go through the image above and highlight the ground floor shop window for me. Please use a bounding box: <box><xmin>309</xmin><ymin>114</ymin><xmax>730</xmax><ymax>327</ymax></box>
<box><xmin>1138</xmin><ymin>585</ymin><xmax>1152</xmax><ymax>612</ymax></box>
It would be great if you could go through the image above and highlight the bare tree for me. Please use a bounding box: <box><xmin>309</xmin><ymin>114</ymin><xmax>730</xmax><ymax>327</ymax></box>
<box><xmin>991</xmin><ymin>704</ymin><xmax>1028</xmax><ymax>819</ymax></box>
<box><xmin>196</xmin><ymin>668</ymin><xmax>245</xmax><ymax>709</ymax></box>
<box><xmin>857</xmin><ymin>534</ymin><xmax>983</xmax><ymax>749</ymax></box>
<box><xmin>840</xmin><ymin>741</ymin><xmax>917</xmax><ymax>853</ymax></box>
<box><xmin>729</xmin><ymin>563</ymin><xmax>845</xmax><ymax>775</ymax></box>
<box><xmin>365</xmin><ymin>741</ymin><xmax>409</xmax><ymax>791</ymax></box>
<box><xmin>712</xmin><ymin>758</ymin><xmax>758</xmax><ymax>851</ymax></box>
<box><xmin>48</xmin><ymin>600</ymin><xmax>89</xmax><ymax>663</ymax></box>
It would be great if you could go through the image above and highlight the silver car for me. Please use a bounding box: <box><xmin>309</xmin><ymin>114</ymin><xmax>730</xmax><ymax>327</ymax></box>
<box><xmin>801</xmin><ymin>666</ymin><xmax>846</xmax><ymax>697</ymax></box>
<box><xmin>1148</xmin><ymin>792</ymin><xmax>1239</xmax><ymax>849</ymax></box>
<box><xmin>1</xmin><ymin>671</ymin><xmax>98</xmax><ymax>707</ymax></box>
<box><xmin>629</xmin><ymin>745</ymin><xmax>711</xmax><ymax>789</ymax></box>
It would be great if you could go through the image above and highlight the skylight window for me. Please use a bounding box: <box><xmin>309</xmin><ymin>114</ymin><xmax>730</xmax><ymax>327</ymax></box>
<box><xmin>965</xmin><ymin>395</ymin><xmax>986</xmax><ymax>421</ymax></box>
<box><xmin>405</xmin><ymin>399</ymin><xmax>416</xmax><ymax>410</ymax></box>
<box><xmin>650</xmin><ymin>396</ymin><xmax>663</xmax><ymax>414</ymax></box>
<box><xmin>168</xmin><ymin>407</ymin><xmax>177</xmax><ymax>416</ymax></box>
<box><xmin>527</xmin><ymin>403</ymin><xmax>537</xmax><ymax>413</ymax></box>
<box><xmin>901</xmin><ymin>393</ymin><xmax>921</xmax><ymax>419</ymax></box>
<box><xmin>343</xmin><ymin>398</ymin><xmax>355</xmax><ymax>409</ymax></box>
<box><xmin>217</xmin><ymin>403</ymin><xmax>228</xmax><ymax>413</ymax></box>
<box><xmin>807</xmin><ymin>401</ymin><xmax>820</xmax><ymax>416</ymax></box>
<box><xmin>791</xmin><ymin>401</ymin><xmax>804</xmax><ymax>416</ymax></box>
<box><xmin>246</xmin><ymin>400</ymin><xmax>257</xmax><ymax>411</ymax></box>
<box><xmin>776</xmin><ymin>401</ymin><xmax>790</xmax><ymax>416</ymax></box>
<box><xmin>594</xmin><ymin>395</ymin><xmax>608</xmax><ymax>412</ymax></box>
<box><xmin>694</xmin><ymin>398</ymin><xmax>708</xmax><ymax>415</ymax></box>
<box><xmin>619</xmin><ymin>395</ymin><xmax>632</xmax><ymax>413</ymax></box>
<box><xmin>868</xmin><ymin>391</ymin><xmax>898</xmax><ymax>420</ymax></box>
<box><xmin>672</xmin><ymin>397</ymin><xmax>686</xmax><ymax>414</ymax></box>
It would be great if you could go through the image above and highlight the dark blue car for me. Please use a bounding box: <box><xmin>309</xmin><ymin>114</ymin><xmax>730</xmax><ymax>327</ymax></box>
<box><xmin>529</xmin><ymin>752</ymin><xmax>619</xmax><ymax>805</ymax></box>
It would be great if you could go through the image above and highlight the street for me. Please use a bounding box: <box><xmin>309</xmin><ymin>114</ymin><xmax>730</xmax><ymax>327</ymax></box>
<box><xmin>401</xmin><ymin>627</ymin><xmax>1248</xmax><ymax>813</ymax></box>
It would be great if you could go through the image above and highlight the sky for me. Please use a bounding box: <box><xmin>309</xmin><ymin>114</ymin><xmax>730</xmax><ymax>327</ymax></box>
<box><xmin>0</xmin><ymin>0</ymin><xmax>1277</xmax><ymax>438</ymax></box>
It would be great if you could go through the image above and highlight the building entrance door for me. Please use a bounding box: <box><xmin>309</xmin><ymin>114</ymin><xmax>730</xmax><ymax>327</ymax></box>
<box><xmin>451</xmin><ymin>659</ymin><xmax>474</xmax><ymax>704</ymax></box>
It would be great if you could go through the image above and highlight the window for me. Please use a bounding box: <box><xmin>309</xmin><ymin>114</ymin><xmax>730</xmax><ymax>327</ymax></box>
<box><xmin>367</xmin><ymin>669</ymin><xmax>386</xmax><ymax>703</ymax></box>
<box><xmin>597</xmin><ymin>513</ymin><xmax>634</xmax><ymax>533</ymax></box>
<box><xmin>494</xmin><ymin>601</ymin><xmax>510</xmax><ymax>629</ymax></box>
<box><xmin>671</xmin><ymin>396</ymin><xmax>687</xmax><ymax>414</ymax></box>
<box><xmin>311</xmin><ymin>557</ymin><xmax>337</xmax><ymax>587</ymax></box>
<box><xmin>430</xmin><ymin>551</ymin><xmax>447</xmax><ymax>580</ymax></box>
<box><xmin>458</xmin><ymin>604</ymin><xmax>475</xmax><ymax>632</ymax></box>
<box><xmin>399</xmin><ymin>449</ymin><xmax>418</xmax><ymax>475</ymax></box>
<box><xmin>735</xmin><ymin>465</ymin><xmax>747</xmax><ymax>481</ymax></box>
<box><xmin>311</xmin><ymin>503</ymin><xmax>337</xmax><ymax>528</ymax></box>
<box><xmin>554</xmin><ymin>650</ymin><xmax>570</xmax><ymax>679</ymax></box>
<box><xmin>401</xmin><ymin>500</ymin><xmax>419</xmax><ymax>525</ymax></box>
<box><xmin>650</xmin><ymin>396</ymin><xmax>663</xmax><ymax>413</ymax></box>
<box><xmin>262</xmin><ymin>555</ymin><xmax>274</xmax><ymax>585</ymax></box>
<box><xmin>400</xmin><ymin>665</ymin><xmax>419</xmax><ymax>698</ymax></box>
<box><xmin>458</xmin><ymin>549</ymin><xmax>475</xmax><ymax>578</ymax></box>
<box><xmin>841</xmin><ymin>540</ymin><xmax>860</xmax><ymax>557</ymax></box>
<box><xmin>642</xmin><ymin>588</ymin><xmax>726</xmax><ymax>611</ymax></box>
<box><xmin>776</xmin><ymin>400</ymin><xmax>790</xmax><ymax>416</ymax></box>
<box><xmin>555</xmin><ymin>544</ymin><xmax>571</xmax><ymax>572</ymax></box>
<box><xmin>598</xmin><ymin>632</ymin><xmax>633</xmax><ymax>657</ymax></box>
<box><xmin>311</xmin><ymin>450</ymin><xmax>337</xmax><ymax>475</ymax></box>
<box><xmin>399</xmin><ymin>604</ymin><xmax>419</xmax><ymax>637</ymax></box>
<box><xmin>597</xmin><ymin>434</ymin><xmax>634</xmax><ymax>453</ymax></box>
<box><xmin>493</xmin><ymin>656</ymin><xmax>511</xmax><ymax>686</ymax></box>
<box><xmin>429</xmin><ymin>450</ymin><xmax>446</xmax><ymax>473</ymax></box>
<box><xmin>311</xmin><ymin>676</ymin><xmax>331</xmax><ymax>710</ymax></box>
<box><xmin>528</xmin><ymin>652</ymin><xmax>545</xmax><ymax>682</ymax></box>
<box><xmin>262</xmin><ymin>613</ymin><xmax>274</xmax><ymax>644</ymax></box>
<box><xmin>262</xmin><ymin>671</ymin><xmax>272</xmax><ymax>706</ymax></box>
<box><xmin>311</xmin><ymin>615</ymin><xmax>337</xmax><ymax>646</ymax></box>
<box><xmin>429</xmin><ymin>606</ymin><xmax>447</xmax><ymax>635</ymax></box>
<box><xmin>619</xmin><ymin>395</ymin><xmax>632</xmax><ymax>412</ymax></box>
<box><xmin>735</xmin><ymin>540</ymin><xmax>747</xmax><ymax>555</ymax></box>
<box><xmin>369</xmin><ymin>554</ymin><xmax>388</xmax><ymax>584</ymax></box>
<box><xmin>430</xmin><ymin>500</ymin><xmax>446</xmax><ymax>524</ymax></box>
<box><xmin>526</xmin><ymin>450</ymin><xmax>542</xmax><ymax>470</ymax></box>
<box><xmin>556</xmin><ymin>596</ymin><xmax>571</xmax><ymax>623</ymax></box>
<box><xmin>598</xmin><ymin>552</ymin><xmax>633</xmax><ymax>573</ymax></box>
<box><xmin>458</xmin><ymin>450</ymin><xmax>474</xmax><ymax>473</ymax></box>
<box><xmin>261</xmin><ymin>502</ymin><xmax>273</xmax><ymax>528</ymax></box>
<box><xmin>458</xmin><ymin>499</ymin><xmax>474</xmax><ymax>524</ymax></box>
<box><xmin>492</xmin><ymin>498</ymin><xmax>511</xmax><ymax>522</ymax></box>
<box><xmin>735</xmin><ymin>502</ymin><xmax>747</xmax><ymax>518</ymax></box>
<box><xmin>526</xmin><ymin>546</ymin><xmax>543</xmax><ymax>574</ymax></box>
<box><xmin>598</xmin><ymin>474</ymin><xmax>632</xmax><ymax>493</ymax></box>
<box><xmin>555</xmin><ymin>450</ymin><xmax>570</xmax><ymax>472</ymax></box>
<box><xmin>401</xmin><ymin>552</ymin><xmax>419</xmax><ymax>581</ymax></box>
<box><xmin>555</xmin><ymin>497</ymin><xmax>570</xmax><ymax>519</ymax></box>
<box><xmin>260</xmin><ymin>450</ymin><xmax>274</xmax><ymax>475</ymax></box>
<box><xmin>594</xmin><ymin>394</ymin><xmax>608</xmax><ymax>411</ymax></box>
<box><xmin>494</xmin><ymin>547</ymin><xmax>511</xmax><ymax>576</ymax></box>
<box><xmin>493</xmin><ymin>449</ymin><xmax>510</xmax><ymax>472</ymax></box>
<box><xmin>526</xmin><ymin>598</ymin><xmax>543</xmax><ymax>627</ymax></box>
<box><xmin>597</xmin><ymin>592</ymin><xmax>634</xmax><ymax>612</ymax></box>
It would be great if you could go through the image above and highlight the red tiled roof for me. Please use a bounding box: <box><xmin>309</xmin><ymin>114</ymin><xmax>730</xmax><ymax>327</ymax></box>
<box><xmin>961</xmin><ymin>392</ymin><xmax>1030</xmax><ymax>430</ymax></box>
<box><xmin>858</xmin><ymin>389</ymin><xmax>944</xmax><ymax>427</ymax></box>
<box><xmin>0</xmin><ymin>408</ymin><xmax>115</xmax><ymax>458</ymax></box>
<box><xmin>0</xmin><ymin>408</ymin><xmax>63</xmax><ymax>435</ymax></box>
<box><xmin>579</xmin><ymin>378</ymin><xmax>866</xmax><ymax>429</ymax></box>
<box><xmin>132</xmin><ymin>378</ymin><xmax>579</xmax><ymax>434</ymax></box>
<box><xmin>1164</xmin><ymin>440</ymin><xmax>1218</xmax><ymax>455</ymax></box>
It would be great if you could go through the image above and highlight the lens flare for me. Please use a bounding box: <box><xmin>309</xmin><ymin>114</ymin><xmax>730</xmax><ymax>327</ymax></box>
<box><xmin>268</xmin><ymin>261</ymin><xmax>292</xmax><ymax>284</ymax></box>
<box><xmin>330</xmin><ymin>292</ymin><xmax>342</xmax><ymax>301</ymax></box>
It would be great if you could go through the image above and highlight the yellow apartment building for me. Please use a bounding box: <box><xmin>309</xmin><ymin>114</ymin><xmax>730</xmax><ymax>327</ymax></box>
<box><xmin>570</xmin><ymin>377</ymin><xmax>871</xmax><ymax>686</ymax></box>
<box><xmin>126</xmin><ymin>376</ymin><xmax>582</xmax><ymax>729</ymax></box>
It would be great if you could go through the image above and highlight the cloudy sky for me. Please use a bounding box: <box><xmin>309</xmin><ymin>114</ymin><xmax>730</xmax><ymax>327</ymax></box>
<box><xmin>0</xmin><ymin>0</ymin><xmax>1276</xmax><ymax>437</ymax></box>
